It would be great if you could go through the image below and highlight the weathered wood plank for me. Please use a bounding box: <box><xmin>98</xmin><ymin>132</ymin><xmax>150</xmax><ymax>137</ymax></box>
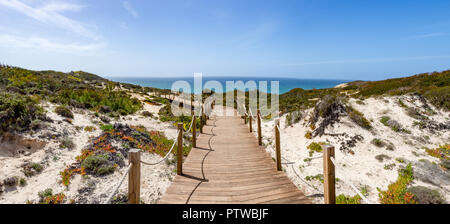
<box><xmin>158</xmin><ymin>111</ymin><xmax>311</xmax><ymax>204</ymax></box>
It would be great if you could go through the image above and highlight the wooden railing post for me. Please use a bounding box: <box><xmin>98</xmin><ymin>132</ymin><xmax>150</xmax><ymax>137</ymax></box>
<box><xmin>200</xmin><ymin>105</ymin><xmax>205</xmax><ymax>134</ymax></box>
<box><xmin>249</xmin><ymin>113</ymin><xmax>253</xmax><ymax>132</ymax></box>
<box><xmin>323</xmin><ymin>145</ymin><xmax>336</xmax><ymax>204</ymax></box>
<box><xmin>275</xmin><ymin>119</ymin><xmax>282</xmax><ymax>171</ymax></box>
<box><xmin>244</xmin><ymin>113</ymin><xmax>247</xmax><ymax>124</ymax></box>
<box><xmin>257</xmin><ymin>109</ymin><xmax>262</xmax><ymax>146</ymax></box>
<box><xmin>177</xmin><ymin>123</ymin><xmax>183</xmax><ymax>175</ymax></box>
<box><xmin>192</xmin><ymin>116</ymin><xmax>197</xmax><ymax>148</ymax></box>
<box><xmin>128</xmin><ymin>149</ymin><xmax>141</xmax><ymax>204</ymax></box>
<box><xmin>191</xmin><ymin>95</ymin><xmax>194</xmax><ymax>116</ymax></box>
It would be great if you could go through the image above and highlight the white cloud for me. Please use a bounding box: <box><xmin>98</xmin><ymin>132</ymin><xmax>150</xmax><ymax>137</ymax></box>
<box><xmin>0</xmin><ymin>34</ymin><xmax>106</xmax><ymax>54</ymax></box>
<box><xmin>284</xmin><ymin>56</ymin><xmax>450</xmax><ymax>67</ymax></box>
<box><xmin>122</xmin><ymin>1</ymin><xmax>138</xmax><ymax>18</ymax></box>
<box><xmin>40</xmin><ymin>2</ymin><xmax>85</xmax><ymax>12</ymax></box>
<box><xmin>0</xmin><ymin>0</ymin><xmax>99</xmax><ymax>40</ymax></box>
<box><xmin>233</xmin><ymin>22</ymin><xmax>278</xmax><ymax>49</ymax></box>
<box><xmin>406</xmin><ymin>32</ymin><xmax>446</xmax><ymax>40</ymax></box>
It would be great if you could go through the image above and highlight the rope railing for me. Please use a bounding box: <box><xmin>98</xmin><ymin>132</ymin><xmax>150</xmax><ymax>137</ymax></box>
<box><xmin>239</xmin><ymin>107</ymin><xmax>376</xmax><ymax>204</ymax></box>
<box><xmin>329</xmin><ymin>157</ymin><xmax>374</xmax><ymax>204</ymax></box>
<box><xmin>184</xmin><ymin>116</ymin><xmax>195</xmax><ymax>134</ymax></box>
<box><xmin>101</xmin><ymin>99</ymin><xmax>214</xmax><ymax>204</ymax></box>
<box><xmin>140</xmin><ymin>130</ymin><xmax>180</xmax><ymax>166</ymax></box>
<box><xmin>104</xmin><ymin>163</ymin><xmax>133</xmax><ymax>204</ymax></box>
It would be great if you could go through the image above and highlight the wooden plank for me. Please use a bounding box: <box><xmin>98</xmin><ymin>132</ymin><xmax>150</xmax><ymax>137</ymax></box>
<box><xmin>158</xmin><ymin>111</ymin><xmax>312</xmax><ymax>204</ymax></box>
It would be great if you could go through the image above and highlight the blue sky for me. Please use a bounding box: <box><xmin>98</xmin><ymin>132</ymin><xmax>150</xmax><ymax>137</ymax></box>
<box><xmin>0</xmin><ymin>0</ymin><xmax>450</xmax><ymax>80</ymax></box>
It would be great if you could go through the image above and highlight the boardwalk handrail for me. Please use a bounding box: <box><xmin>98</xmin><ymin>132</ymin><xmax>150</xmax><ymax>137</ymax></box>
<box><xmin>236</xmin><ymin>98</ymin><xmax>375</xmax><ymax>204</ymax></box>
<box><xmin>140</xmin><ymin>130</ymin><xmax>180</xmax><ymax>166</ymax></box>
<box><xmin>104</xmin><ymin>163</ymin><xmax>133</xmax><ymax>204</ymax></box>
<box><xmin>102</xmin><ymin>100</ymin><xmax>210</xmax><ymax>204</ymax></box>
<box><xmin>328</xmin><ymin>156</ymin><xmax>373</xmax><ymax>204</ymax></box>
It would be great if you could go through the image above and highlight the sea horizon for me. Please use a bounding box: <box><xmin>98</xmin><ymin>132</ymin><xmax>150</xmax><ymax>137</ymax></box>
<box><xmin>108</xmin><ymin>76</ymin><xmax>351</xmax><ymax>94</ymax></box>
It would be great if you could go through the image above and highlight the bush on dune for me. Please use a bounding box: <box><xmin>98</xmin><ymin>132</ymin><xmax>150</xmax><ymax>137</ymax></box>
<box><xmin>378</xmin><ymin>163</ymin><xmax>417</xmax><ymax>204</ymax></box>
<box><xmin>424</xmin><ymin>86</ymin><xmax>450</xmax><ymax>111</ymax></box>
<box><xmin>55</xmin><ymin>88</ymin><xmax>141</xmax><ymax>115</ymax></box>
<box><xmin>55</xmin><ymin>105</ymin><xmax>74</xmax><ymax>118</ymax></box>
<box><xmin>346</xmin><ymin>70</ymin><xmax>450</xmax><ymax>110</ymax></box>
<box><xmin>0</xmin><ymin>93</ymin><xmax>44</xmax><ymax>133</ymax></box>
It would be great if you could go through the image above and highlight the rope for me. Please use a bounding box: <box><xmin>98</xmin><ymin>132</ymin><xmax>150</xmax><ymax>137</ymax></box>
<box><xmin>140</xmin><ymin>130</ymin><xmax>180</xmax><ymax>166</ymax></box>
<box><xmin>290</xmin><ymin>162</ymin><xmax>324</xmax><ymax>194</ymax></box>
<box><xmin>104</xmin><ymin>163</ymin><xmax>133</xmax><ymax>204</ymax></box>
<box><xmin>329</xmin><ymin>157</ymin><xmax>374</xmax><ymax>204</ymax></box>
<box><xmin>273</xmin><ymin>121</ymin><xmax>374</xmax><ymax>203</ymax></box>
<box><xmin>248</xmin><ymin>108</ymin><xmax>257</xmax><ymax>120</ymax></box>
<box><xmin>185</xmin><ymin>116</ymin><xmax>195</xmax><ymax>133</ymax></box>
<box><xmin>307</xmin><ymin>155</ymin><xmax>323</xmax><ymax>160</ymax></box>
<box><xmin>272</xmin><ymin>123</ymin><xmax>324</xmax><ymax>195</ymax></box>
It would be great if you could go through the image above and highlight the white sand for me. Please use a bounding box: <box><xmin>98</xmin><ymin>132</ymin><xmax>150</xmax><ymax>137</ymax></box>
<box><xmin>253</xmin><ymin>95</ymin><xmax>449</xmax><ymax>203</ymax></box>
<box><xmin>1</xmin><ymin>92</ymin><xmax>448</xmax><ymax>204</ymax></box>
<box><xmin>0</xmin><ymin>92</ymin><xmax>178</xmax><ymax>204</ymax></box>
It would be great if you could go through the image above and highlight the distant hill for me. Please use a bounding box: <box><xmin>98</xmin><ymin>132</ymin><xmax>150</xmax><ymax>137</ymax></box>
<box><xmin>280</xmin><ymin>70</ymin><xmax>449</xmax><ymax>112</ymax></box>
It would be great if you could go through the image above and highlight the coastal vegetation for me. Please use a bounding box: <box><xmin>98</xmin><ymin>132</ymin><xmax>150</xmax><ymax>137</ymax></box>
<box><xmin>0</xmin><ymin>64</ymin><xmax>448</xmax><ymax>204</ymax></box>
<box><xmin>60</xmin><ymin>123</ymin><xmax>190</xmax><ymax>186</ymax></box>
<box><xmin>378</xmin><ymin>163</ymin><xmax>416</xmax><ymax>204</ymax></box>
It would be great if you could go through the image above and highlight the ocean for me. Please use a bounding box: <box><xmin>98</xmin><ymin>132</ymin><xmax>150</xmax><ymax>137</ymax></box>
<box><xmin>108</xmin><ymin>76</ymin><xmax>350</xmax><ymax>94</ymax></box>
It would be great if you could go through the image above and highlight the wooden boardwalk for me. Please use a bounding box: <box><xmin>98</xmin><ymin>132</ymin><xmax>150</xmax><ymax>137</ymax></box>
<box><xmin>158</xmin><ymin>113</ymin><xmax>311</xmax><ymax>204</ymax></box>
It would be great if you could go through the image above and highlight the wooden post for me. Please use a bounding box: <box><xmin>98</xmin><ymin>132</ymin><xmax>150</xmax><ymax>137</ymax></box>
<box><xmin>249</xmin><ymin>113</ymin><xmax>253</xmax><ymax>132</ymax></box>
<box><xmin>244</xmin><ymin>113</ymin><xmax>247</xmax><ymax>124</ymax></box>
<box><xmin>323</xmin><ymin>145</ymin><xmax>336</xmax><ymax>204</ymax></box>
<box><xmin>191</xmin><ymin>95</ymin><xmax>194</xmax><ymax>116</ymax></box>
<box><xmin>128</xmin><ymin>149</ymin><xmax>141</xmax><ymax>204</ymax></box>
<box><xmin>177</xmin><ymin>123</ymin><xmax>183</xmax><ymax>175</ymax></box>
<box><xmin>192</xmin><ymin>116</ymin><xmax>197</xmax><ymax>148</ymax></box>
<box><xmin>275</xmin><ymin>119</ymin><xmax>281</xmax><ymax>171</ymax></box>
<box><xmin>257</xmin><ymin>109</ymin><xmax>262</xmax><ymax>146</ymax></box>
<box><xmin>202</xmin><ymin>105</ymin><xmax>206</xmax><ymax>124</ymax></box>
<box><xmin>200</xmin><ymin>109</ymin><xmax>204</xmax><ymax>134</ymax></box>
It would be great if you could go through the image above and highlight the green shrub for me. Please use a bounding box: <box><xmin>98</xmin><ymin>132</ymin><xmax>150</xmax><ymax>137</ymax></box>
<box><xmin>371</xmin><ymin>138</ymin><xmax>386</xmax><ymax>147</ymax></box>
<box><xmin>307</xmin><ymin>142</ymin><xmax>324</xmax><ymax>156</ymax></box>
<box><xmin>38</xmin><ymin>188</ymin><xmax>53</xmax><ymax>199</ymax></box>
<box><xmin>378</xmin><ymin>163</ymin><xmax>416</xmax><ymax>204</ymax></box>
<box><xmin>37</xmin><ymin>188</ymin><xmax>65</xmax><ymax>204</ymax></box>
<box><xmin>100</xmin><ymin>124</ymin><xmax>114</xmax><ymax>131</ymax></box>
<box><xmin>305</xmin><ymin>131</ymin><xmax>312</xmax><ymax>139</ymax></box>
<box><xmin>22</xmin><ymin>163</ymin><xmax>43</xmax><ymax>177</ymax></box>
<box><xmin>375</xmin><ymin>154</ymin><xmax>390</xmax><ymax>162</ymax></box>
<box><xmin>286</xmin><ymin>111</ymin><xmax>303</xmax><ymax>126</ymax></box>
<box><xmin>142</xmin><ymin>111</ymin><xmax>153</xmax><ymax>117</ymax></box>
<box><xmin>407</xmin><ymin>186</ymin><xmax>445</xmax><ymax>204</ymax></box>
<box><xmin>0</xmin><ymin>93</ymin><xmax>44</xmax><ymax>133</ymax></box>
<box><xmin>55</xmin><ymin>106</ymin><xmax>73</xmax><ymax>118</ymax></box>
<box><xmin>60</xmin><ymin>137</ymin><xmax>75</xmax><ymax>149</ymax></box>
<box><xmin>56</xmin><ymin>88</ymin><xmax>141</xmax><ymax>115</ymax></box>
<box><xmin>81</xmin><ymin>153</ymin><xmax>116</xmax><ymax>176</ymax></box>
<box><xmin>3</xmin><ymin>176</ymin><xmax>18</xmax><ymax>186</ymax></box>
<box><xmin>84</xmin><ymin>126</ymin><xmax>96</xmax><ymax>132</ymax></box>
<box><xmin>19</xmin><ymin>178</ymin><xmax>27</xmax><ymax>186</ymax></box>
<box><xmin>384</xmin><ymin>163</ymin><xmax>396</xmax><ymax>170</ymax></box>
<box><xmin>305</xmin><ymin>174</ymin><xmax>324</xmax><ymax>183</ymax></box>
<box><xmin>424</xmin><ymin>86</ymin><xmax>450</xmax><ymax>111</ymax></box>
<box><xmin>380</xmin><ymin>116</ymin><xmax>408</xmax><ymax>133</ymax></box>
<box><xmin>380</xmin><ymin>116</ymin><xmax>391</xmax><ymax>125</ymax></box>
<box><xmin>31</xmin><ymin>163</ymin><xmax>43</xmax><ymax>172</ymax></box>
<box><xmin>347</xmin><ymin>106</ymin><xmax>372</xmax><ymax>130</ymax></box>
<box><xmin>336</xmin><ymin>194</ymin><xmax>362</xmax><ymax>204</ymax></box>
<box><xmin>424</xmin><ymin>144</ymin><xmax>449</xmax><ymax>161</ymax></box>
